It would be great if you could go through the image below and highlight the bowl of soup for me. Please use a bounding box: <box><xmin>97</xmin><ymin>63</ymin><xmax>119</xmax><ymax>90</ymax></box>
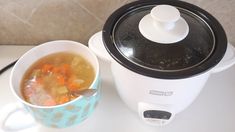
<box><xmin>9</xmin><ymin>40</ymin><xmax>100</xmax><ymax>128</ymax></box>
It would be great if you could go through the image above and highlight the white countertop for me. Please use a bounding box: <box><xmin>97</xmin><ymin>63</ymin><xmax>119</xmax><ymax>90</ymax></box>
<box><xmin>0</xmin><ymin>45</ymin><xmax>235</xmax><ymax>132</ymax></box>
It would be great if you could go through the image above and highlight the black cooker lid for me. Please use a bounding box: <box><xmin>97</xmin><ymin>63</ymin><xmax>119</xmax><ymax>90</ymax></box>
<box><xmin>102</xmin><ymin>0</ymin><xmax>227</xmax><ymax>79</ymax></box>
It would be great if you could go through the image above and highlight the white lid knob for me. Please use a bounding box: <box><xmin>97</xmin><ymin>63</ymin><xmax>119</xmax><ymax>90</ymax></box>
<box><xmin>139</xmin><ymin>5</ymin><xmax>189</xmax><ymax>44</ymax></box>
<box><xmin>151</xmin><ymin>5</ymin><xmax>180</xmax><ymax>30</ymax></box>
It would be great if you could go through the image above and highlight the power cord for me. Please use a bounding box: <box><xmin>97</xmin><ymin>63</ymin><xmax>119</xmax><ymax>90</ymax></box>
<box><xmin>0</xmin><ymin>60</ymin><xmax>18</xmax><ymax>75</ymax></box>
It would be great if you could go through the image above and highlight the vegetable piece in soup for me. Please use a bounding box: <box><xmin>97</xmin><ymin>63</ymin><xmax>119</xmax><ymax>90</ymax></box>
<box><xmin>21</xmin><ymin>52</ymin><xmax>95</xmax><ymax>106</ymax></box>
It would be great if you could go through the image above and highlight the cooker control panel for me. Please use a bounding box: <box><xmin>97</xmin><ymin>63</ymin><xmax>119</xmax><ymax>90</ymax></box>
<box><xmin>138</xmin><ymin>102</ymin><xmax>175</xmax><ymax>126</ymax></box>
<box><xmin>143</xmin><ymin>110</ymin><xmax>171</xmax><ymax>119</ymax></box>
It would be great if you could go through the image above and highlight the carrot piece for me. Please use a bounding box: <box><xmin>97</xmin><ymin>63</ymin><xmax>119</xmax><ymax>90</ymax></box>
<box><xmin>42</xmin><ymin>64</ymin><xmax>53</xmax><ymax>73</ymax></box>
<box><xmin>67</xmin><ymin>75</ymin><xmax>81</xmax><ymax>91</ymax></box>
<box><xmin>56</xmin><ymin>75</ymin><xmax>65</xmax><ymax>85</ymax></box>
<box><xmin>67</xmin><ymin>82</ymin><xmax>80</xmax><ymax>91</ymax></box>
<box><xmin>62</xmin><ymin>64</ymin><xmax>70</xmax><ymax>70</ymax></box>
<box><xmin>60</xmin><ymin>64</ymin><xmax>70</xmax><ymax>75</ymax></box>
<box><xmin>43</xmin><ymin>99</ymin><xmax>56</xmax><ymax>106</ymax></box>
<box><xmin>58</xmin><ymin>95</ymin><xmax>69</xmax><ymax>104</ymax></box>
<box><xmin>52</xmin><ymin>67</ymin><xmax>60</xmax><ymax>74</ymax></box>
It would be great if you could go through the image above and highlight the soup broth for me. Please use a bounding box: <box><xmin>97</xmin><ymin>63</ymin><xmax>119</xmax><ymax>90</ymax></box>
<box><xmin>21</xmin><ymin>52</ymin><xmax>95</xmax><ymax>106</ymax></box>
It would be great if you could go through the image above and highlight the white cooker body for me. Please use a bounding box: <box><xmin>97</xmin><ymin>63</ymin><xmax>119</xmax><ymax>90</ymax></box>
<box><xmin>111</xmin><ymin>61</ymin><xmax>209</xmax><ymax>113</ymax></box>
<box><xmin>111</xmin><ymin>60</ymin><xmax>210</xmax><ymax>125</ymax></box>
<box><xmin>88</xmin><ymin>31</ymin><xmax>235</xmax><ymax>126</ymax></box>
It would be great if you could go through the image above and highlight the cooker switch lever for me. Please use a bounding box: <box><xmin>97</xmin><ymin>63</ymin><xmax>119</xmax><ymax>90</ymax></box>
<box><xmin>138</xmin><ymin>102</ymin><xmax>175</xmax><ymax>126</ymax></box>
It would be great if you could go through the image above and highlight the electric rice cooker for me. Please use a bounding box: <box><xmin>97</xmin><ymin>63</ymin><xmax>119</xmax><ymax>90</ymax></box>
<box><xmin>89</xmin><ymin>0</ymin><xmax>235</xmax><ymax>126</ymax></box>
